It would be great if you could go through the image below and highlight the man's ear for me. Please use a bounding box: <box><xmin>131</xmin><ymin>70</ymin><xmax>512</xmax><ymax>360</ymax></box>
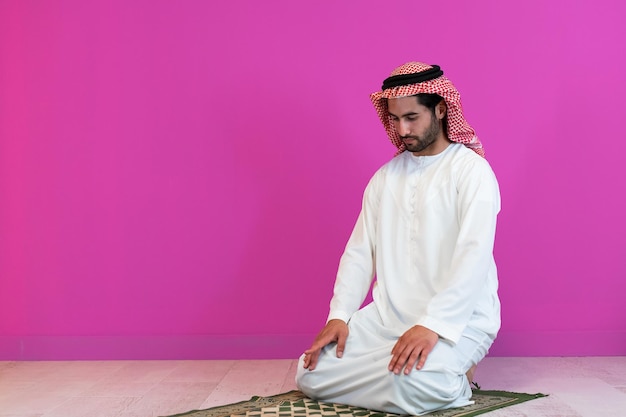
<box><xmin>435</xmin><ymin>100</ymin><xmax>447</xmax><ymax>120</ymax></box>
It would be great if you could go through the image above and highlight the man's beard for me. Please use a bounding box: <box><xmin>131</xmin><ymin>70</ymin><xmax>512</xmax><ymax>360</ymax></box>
<box><xmin>401</xmin><ymin>115</ymin><xmax>440</xmax><ymax>153</ymax></box>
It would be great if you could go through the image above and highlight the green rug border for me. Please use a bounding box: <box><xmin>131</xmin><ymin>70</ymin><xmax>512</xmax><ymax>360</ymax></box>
<box><xmin>164</xmin><ymin>391</ymin><xmax>307</xmax><ymax>417</ymax></box>
<box><xmin>165</xmin><ymin>389</ymin><xmax>548</xmax><ymax>417</ymax></box>
<box><xmin>454</xmin><ymin>390</ymin><xmax>548</xmax><ymax>417</ymax></box>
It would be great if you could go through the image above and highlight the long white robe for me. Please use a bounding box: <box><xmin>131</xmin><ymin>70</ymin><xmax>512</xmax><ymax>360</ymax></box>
<box><xmin>296</xmin><ymin>143</ymin><xmax>501</xmax><ymax>415</ymax></box>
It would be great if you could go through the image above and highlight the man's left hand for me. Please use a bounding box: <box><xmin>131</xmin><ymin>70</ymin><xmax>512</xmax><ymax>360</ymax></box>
<box><xmin>388</xmin><ymin>325</ymin><xmax>439</xmax><ymax>375</ymax></box>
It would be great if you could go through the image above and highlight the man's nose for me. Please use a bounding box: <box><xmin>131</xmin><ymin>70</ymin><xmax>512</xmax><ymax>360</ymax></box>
<box><xmin>398</xmin><ymin>120</ymin><xmax>411</xmax><ymax>137</ymax></box>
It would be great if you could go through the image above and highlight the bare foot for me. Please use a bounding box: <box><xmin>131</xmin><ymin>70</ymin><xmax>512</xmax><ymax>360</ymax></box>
<box><xmin>466</xmin><ymin>364</ymin><xmax>477</xmax><ymax>385</ymax></box>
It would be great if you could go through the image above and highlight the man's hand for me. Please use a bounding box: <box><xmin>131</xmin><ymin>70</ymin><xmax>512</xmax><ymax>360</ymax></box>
<box><xmin>302</xmin><ymin>319</ymin><xmax>349</xmax><ymax>371</ymax></box>
<box><xmin>388</xmin><ymin>325</ymin><xmax>439</xmax><ymax>375</ymax></box>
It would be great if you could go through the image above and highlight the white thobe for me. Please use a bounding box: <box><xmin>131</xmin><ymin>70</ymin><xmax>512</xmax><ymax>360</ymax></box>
<box><xmin>296</xmin><ymin>143</ymin><xmax>501</xmax><ymax>415</ymax></box>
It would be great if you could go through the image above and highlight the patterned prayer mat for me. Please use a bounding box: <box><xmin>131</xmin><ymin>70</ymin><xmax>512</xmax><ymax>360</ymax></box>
<box><xmin>163</xmin><ymin>389</ymin><xmax>547</xmax><ymax>417</ymax></box>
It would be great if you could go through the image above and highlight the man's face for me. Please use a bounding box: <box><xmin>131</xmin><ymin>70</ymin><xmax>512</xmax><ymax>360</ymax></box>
<box><xmin>387</xmin><ymin>96</ymin><xmax>442</xmax><ymax>155</ymax></box>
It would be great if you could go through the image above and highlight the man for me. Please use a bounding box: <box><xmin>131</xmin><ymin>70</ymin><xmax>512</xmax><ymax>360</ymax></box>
<box><xmin>295</xmin><ymin>62</ymin><xmax>501</xmax><ymax>415</ymax></box>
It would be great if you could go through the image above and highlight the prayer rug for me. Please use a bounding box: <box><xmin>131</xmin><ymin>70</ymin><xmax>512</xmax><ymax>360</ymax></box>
<box><xmin>163</xmin><ymin>389</ymin><xmax>547</xmax><ymax>417</ymax></box>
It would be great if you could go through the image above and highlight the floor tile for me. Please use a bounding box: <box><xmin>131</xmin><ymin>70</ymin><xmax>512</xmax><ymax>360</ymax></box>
<box><xmin>162</xmin><ymin>360</ymin><xmax>234</xmax><ymax>383</ymax></box>
<box><xmin>41</xmin><ymin>396</ymin><xmax>141</xmax><ymax>417</ymax></box>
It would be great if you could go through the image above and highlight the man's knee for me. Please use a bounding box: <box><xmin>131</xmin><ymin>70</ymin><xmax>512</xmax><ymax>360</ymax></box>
<box><xmin>401</xmin><ymin>368</ymin><xmax>469</xmax><ymax>409</ymax></box>
<box><xmin>295</xmin><ymin>356</ymin><xmax>316</xmax><ymax>398</ymax></box>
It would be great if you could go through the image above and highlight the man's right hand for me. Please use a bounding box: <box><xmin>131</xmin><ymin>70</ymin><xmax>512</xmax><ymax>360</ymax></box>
<box><xmin>302</xmin><ymin>319</ymin><xmax>349</xmax><ymax>371</ymax></box>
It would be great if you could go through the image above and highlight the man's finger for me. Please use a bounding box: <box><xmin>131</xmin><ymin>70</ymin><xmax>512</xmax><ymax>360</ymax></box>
<box><xmin>303</xmin><ymin>350</ymin><xmax>320</xmax><ymax>370</ymax></box>
<box><xmin>336</xmin><ymin>332</ymin><xmax>347</xmax><ymax>358</ymax></box>
<box><xmin>388</xmin><ymin>353</ymin><xmax>398</xmax><ymax>372</ymax></box>
<box><xmin>388</xmin><ymin>340</ymin><xmax>403</xmax><ymax>371</ymax></box>
<box><xmin>415</xmin><ymin>346</ymin><xmax>432</xmax><ymax>370</ymax></box>
<box><xmin>302</xmin><ymin>354</ymin><xmax>310</xmax><ymax>368</ymax></box>
<box><xmin>403</xmin><ymin>348</ymin><xmax>421</xmax><ymax>375</ymax></box>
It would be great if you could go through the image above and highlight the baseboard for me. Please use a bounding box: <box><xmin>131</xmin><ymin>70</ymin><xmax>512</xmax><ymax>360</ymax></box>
<box><xmin>488</xmin><ymin>330</ymin><xmax>626</xmax><ymax>356</ymax></box>
<box><xmin>0</xmin><ymin>334</ymin><xmax>314</xmax><ymax>361</ymax></box>
<box><xmin>1</xmin><ymin>330</ymin><xmax>624</xmax><ymax>360</ymax></box>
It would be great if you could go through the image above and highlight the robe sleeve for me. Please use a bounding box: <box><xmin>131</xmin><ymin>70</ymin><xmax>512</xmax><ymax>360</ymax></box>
<box><xmin>326</xmin><ymin>171</ymin><xmax>381</xmax><ymax>324</ymax></box>
<box><xmin>417</xmin><ymin>157</ymin><xmax>501</xmax><ymax>343</ymax></box>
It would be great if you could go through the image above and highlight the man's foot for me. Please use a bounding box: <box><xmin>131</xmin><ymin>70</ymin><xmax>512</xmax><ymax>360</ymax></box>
<box><xmin>466</xmin><ymin>364</ymin><xmax>477</xmax><ymax>385</ymax></box>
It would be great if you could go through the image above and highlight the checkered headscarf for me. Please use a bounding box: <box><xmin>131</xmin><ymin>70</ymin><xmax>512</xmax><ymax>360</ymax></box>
<box><xmin>370</xmin><ymin>62</ymin><xmax>484</xmax><ymax>157</ymax></box>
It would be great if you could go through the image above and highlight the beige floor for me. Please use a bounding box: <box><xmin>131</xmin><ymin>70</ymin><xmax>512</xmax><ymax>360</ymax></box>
<box><xmin>0</xmin><ymin>357</ymin><xmax>625</xmax><ymax>417</ymax></box>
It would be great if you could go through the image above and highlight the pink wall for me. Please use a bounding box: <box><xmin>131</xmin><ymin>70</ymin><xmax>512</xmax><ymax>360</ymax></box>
<box><xmin>1</xmin><ymin>0</ymin><xmax>624</xmax><ymax>360</ymax></box>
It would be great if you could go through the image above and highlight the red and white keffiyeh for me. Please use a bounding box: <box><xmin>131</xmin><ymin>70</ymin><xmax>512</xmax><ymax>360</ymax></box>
<box><xmin>370</xmin><ymin>62</ymin><xmax>484</xmax><ymax>157</ymax></box>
